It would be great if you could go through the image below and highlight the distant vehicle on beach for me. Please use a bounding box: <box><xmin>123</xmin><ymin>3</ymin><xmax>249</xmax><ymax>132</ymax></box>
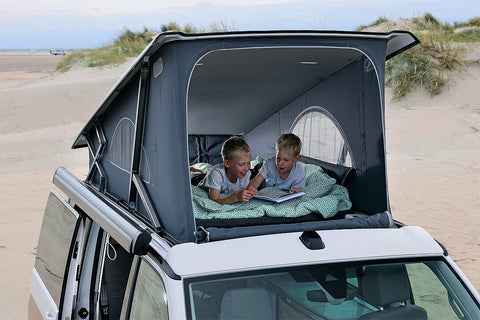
<box><xmin>50</xmin><ymin>48</ymin><xmax>66</xmax><ymax>55</ymax></box>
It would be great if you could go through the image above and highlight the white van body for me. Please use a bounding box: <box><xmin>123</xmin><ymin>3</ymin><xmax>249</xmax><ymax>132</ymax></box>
<box><xmin>29</xmin><ymin>31</ymin><xmax>480</xmax><ymax>320</ymax></box>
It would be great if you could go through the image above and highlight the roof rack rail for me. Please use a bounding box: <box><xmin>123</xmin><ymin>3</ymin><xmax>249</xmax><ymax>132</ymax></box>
<box><xmin>53</xmin><ymin>167</ymin><xmax>151</xmax><ymax>255</ymax></box>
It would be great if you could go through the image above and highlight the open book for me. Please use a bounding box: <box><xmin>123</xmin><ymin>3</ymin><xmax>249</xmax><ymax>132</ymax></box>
<box><xmin>253</xmin><ymin>188</ymin><xmax>305</xmax><ymax>203</ymax></box>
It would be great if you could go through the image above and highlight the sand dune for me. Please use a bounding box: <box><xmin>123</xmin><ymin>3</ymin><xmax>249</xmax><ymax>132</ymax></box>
<box><xmin>0</xmin><ymin>55</ymin><xmax>133</xmax><ymax>319</ymax></box>
<box><xmin>385</xmin><ymin>62</ymin><xmax>480</xmax><ymax>288</ymax></box>
<box><xmin>0</xmin><ymin>50</ymin><xmax>478</xmax><ymax>319</ymax></box>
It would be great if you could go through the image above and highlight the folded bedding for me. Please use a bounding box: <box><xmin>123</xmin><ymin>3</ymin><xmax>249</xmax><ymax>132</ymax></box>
<box><xmin>191</xmin><ymin>163</ymin><xmax>352</xmax><ymax>219</ymax></box>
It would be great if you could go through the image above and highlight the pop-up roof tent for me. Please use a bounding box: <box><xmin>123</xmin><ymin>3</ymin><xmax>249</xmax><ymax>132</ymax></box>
<box><xmin>71</xmin><ymin>31</ymin><xmax>419</xmax><ymax>244</ymax></box>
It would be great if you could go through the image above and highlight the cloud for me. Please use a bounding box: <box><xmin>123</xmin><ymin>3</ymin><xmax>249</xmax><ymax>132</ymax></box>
<box><xmin>208</xmin><ymin>0</ymin><xmax>302</xmax><ymax>5</ymax></box>
<box><xmin>1</xmin><ymin>0</ymin><xmax>477</xmax><ymax>49</ymax></box>
<box><xmin>2</xmin><ymin>0</ymin><xmax>306</xmax><ymax>17</ymax></box>
<box><xmin>2</xmin><ymin>0</ymin><xmax>188</xmax><ymax>17</ymax></box>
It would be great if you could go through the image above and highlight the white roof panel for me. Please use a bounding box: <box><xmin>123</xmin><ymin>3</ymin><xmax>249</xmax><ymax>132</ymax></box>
<box><xmin>157</xmin><ymin>226</ymin><xmax>443</xmax><ymax>277</ymax></box>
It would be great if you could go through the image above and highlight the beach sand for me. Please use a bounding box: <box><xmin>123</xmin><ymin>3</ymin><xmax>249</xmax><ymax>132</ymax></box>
<box><xmin>0</xmin><ymin>50</ymin><xmax>479</xmax><ymax>319</ymax></box>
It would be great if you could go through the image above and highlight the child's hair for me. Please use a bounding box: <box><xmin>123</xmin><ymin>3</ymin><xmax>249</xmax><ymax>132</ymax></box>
<box><xmin>221</xmin><ymin>136</ymin><xmax>251</xmax><ymax>161</ymax></box>
<box><xmin>276</xmin><ymin>133</ymin><xmax>302</xmax><ymax>156</ymax></box>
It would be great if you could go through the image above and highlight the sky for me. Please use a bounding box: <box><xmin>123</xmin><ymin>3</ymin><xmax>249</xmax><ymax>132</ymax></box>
<box><xmin>1</xmin><ymin>0</ymin><xmax>479</xmax><ymax>49</ymax></box>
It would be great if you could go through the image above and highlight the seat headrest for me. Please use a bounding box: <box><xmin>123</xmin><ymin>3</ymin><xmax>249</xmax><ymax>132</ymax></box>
<box><xmin>361</xmin><ymin>265</ymin><xmax>411</xmax><ymax>308</ymax></box>
<box><xmin>359</xmin><ymin>305</ymin><xmax>428</xmax><ymax>320</ymax></box>
<box><xmin>220</xmin><ymin>288</ymin><xmax>274</xmax><ymax>320</ymax></box>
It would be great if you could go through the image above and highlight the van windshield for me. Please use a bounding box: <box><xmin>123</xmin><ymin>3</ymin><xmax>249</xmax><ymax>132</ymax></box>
<box><xmin>185</xmin><ymin>258</ymin><xmax>480</xmax><ymax>320</ymax></box>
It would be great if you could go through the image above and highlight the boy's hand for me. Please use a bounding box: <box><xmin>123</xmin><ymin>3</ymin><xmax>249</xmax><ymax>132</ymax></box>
<box><xmin>290</xmin><ymin>188</ymin><xmax>301</xmax><ymax>194</ymax></box>
<box><xmin>189</xmin><ymin>167</ymin><xmax>203</xmax><ymax>173</ymax></box>
<box><xmin>246</xmin><ymin>185</ymin><xmax>258</xmax><ymax>195</ymax></box>
<box><xmin>236</xmin><ymin>189</ymin><xmax>253</xmax><ymax>202</ymax></box>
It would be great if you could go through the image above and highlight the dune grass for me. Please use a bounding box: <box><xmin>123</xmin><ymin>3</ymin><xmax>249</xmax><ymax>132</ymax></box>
<box><xmin>386</xmin><ymin>17</ymin><xmax>466</xmax><ymax>97</ymax></box>
<box><xmin>360</xmin><ymin>13</ymin><xmax>480</xmax><ymax>98</ymax></box>
<box><xmin>56</xmin><ymin>28</ymin><xmax>157</xmax><ymax>71</ymax></box>
<box><xmin>57</xmin><ymin>21</ymin><xmax>233</xmax><ymax>71</ymax></box>
<box><xmin>356</xmin><ymin>17</ymin><xmax>389</xmax><ymax>31</ymax></box>
<box><xmin>452</xmin><ymin>29</ymin><xmax>480</xmax><ymax>43</ymax></box>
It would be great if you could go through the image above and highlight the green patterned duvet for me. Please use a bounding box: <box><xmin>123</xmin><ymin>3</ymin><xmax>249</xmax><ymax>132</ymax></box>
<box><xmin>192</xmin><ymin>163</ymin><xmax>352</xmax><ymax>219</ymax></box>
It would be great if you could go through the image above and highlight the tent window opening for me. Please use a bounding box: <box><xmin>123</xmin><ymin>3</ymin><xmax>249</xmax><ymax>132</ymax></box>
<box><xmin>110</xmin><ymin>117</ymin><xmax>151</xmax><ymax>183</ymax></box>
<box><xmin>291</xmin><ymin>107</ymin><xmax>353</xmax><ymax>167</ymax></box>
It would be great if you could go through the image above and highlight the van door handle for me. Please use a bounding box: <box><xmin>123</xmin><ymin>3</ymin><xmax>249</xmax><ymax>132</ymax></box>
<box><xmin>45</xmin><ymin>310</ymin><xmax>55</xmax><ymax>320</ymax></box>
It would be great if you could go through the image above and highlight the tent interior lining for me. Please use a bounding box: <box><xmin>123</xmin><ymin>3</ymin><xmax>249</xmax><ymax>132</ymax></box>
<box><xmin>187</xmin><ymin>47</ymin><xmax>364</xmax><ymax>135</ymax></box>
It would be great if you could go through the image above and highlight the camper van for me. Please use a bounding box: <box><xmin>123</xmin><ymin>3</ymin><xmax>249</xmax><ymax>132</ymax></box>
<box><xmin>29</xmin><ymin>31</ymin><xmax>480</xmax><ymax>320</ymax></box>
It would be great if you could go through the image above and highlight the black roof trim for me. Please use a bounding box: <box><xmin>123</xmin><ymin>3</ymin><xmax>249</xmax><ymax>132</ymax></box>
<box><xmin>149</xmin><ymin>249</ymin><xmax>181</xmax><ymax>280</ymax></box>
<box><xmin>435</xmin><ymin>239</ymin><xmax>449</xmax><ymax>256</ymax></box>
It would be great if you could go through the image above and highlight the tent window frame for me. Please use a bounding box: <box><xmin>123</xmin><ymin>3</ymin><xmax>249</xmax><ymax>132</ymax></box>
<box><xmin>290</xmin><ymin>106</ymin><xmax>355</xmax><ymax>168</ymax></box>
<box><xmin>109</xmin><ymin>117</ymin><xmax>151</xmax><ymax>184</ymax></box>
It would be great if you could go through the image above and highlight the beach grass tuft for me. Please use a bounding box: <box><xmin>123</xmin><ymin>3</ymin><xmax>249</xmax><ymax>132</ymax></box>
<box><xmin>56</xmin><ymin>28</ymin><xmax>157</xmax><ymax>71</ymax></box>
<box><xmin>360</xmin><ymin>13</ymin><xmax>479</xmax><ymax>98</ymax></box>
<box><xmin>57</xmin><ymin>21</ymin><xmax>234</xmax><ymax>72</ymax></box>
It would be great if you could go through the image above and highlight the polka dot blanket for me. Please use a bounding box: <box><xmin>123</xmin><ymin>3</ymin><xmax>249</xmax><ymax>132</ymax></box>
<box><xmin>191</xmin><ymin>163</ymin><xmax>352</xmax><ymax>219</ymax></box>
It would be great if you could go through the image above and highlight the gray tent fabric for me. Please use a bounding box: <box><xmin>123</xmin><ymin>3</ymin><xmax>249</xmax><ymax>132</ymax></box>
<box><xmin>195</xmin><ymin>212</ymin><xmax>393</xmax><ymax>242</ymax></box>
<box><xmin>73</xmin><ymin>31</ymin><xmax>419</xmax><ymax>243</ymax></box>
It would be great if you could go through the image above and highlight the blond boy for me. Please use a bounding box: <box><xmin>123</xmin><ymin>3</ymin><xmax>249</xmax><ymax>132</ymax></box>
<box><xmin>248</xmin><ymin>133</ymin><xmax>306</xmax><ymax>193</ymax></box>
<box><xmin>199</xmin><ymin>136</ymin><xmax>255</xmax><ymax>204</ymax></box>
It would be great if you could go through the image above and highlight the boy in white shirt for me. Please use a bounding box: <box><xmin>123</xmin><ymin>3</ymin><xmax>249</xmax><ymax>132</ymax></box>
<box><xmin>199</xmin><ymin>136</ymin><xmax>256</xmax><ymax>204</ymax></box>
<box><xmin>248</xmin><ymin>133</ymin><xmax>306</xmax><ymax>194</ymax></box>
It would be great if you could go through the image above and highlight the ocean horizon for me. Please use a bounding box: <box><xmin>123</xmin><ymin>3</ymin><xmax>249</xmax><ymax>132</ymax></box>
<box><xmin>0</xmin><ymin>48</ymin><xmax>73</xmax><ymax>53</ymax></box>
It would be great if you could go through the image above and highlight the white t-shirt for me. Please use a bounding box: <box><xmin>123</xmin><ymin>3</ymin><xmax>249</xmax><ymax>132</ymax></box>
<box><xmin>259</xmin><ymin>157</ymin><xmax>306</xmax><ymax>191</ymax></box>
<box><xmin>199</xmin><ymin>164</ymin><xmax>251</xmax><ymax>194</ymax></box>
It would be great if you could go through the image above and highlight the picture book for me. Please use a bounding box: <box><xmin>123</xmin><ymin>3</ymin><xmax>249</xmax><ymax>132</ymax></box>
<box><xmin>253</xmin><ymin>188</ymin><xmax>305</xmax><ymax>203</ymax></box>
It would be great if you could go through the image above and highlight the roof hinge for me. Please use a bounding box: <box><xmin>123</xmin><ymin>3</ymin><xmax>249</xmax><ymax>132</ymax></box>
<box><xmin>85</xmin><ymin>124</ymin><xmax>108</xmax><ymax>192</ymax></box>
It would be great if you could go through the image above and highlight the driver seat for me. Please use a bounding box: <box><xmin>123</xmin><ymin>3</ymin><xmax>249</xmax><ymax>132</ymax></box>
<box><xmin>358</xmin><ymin>265</ymin><xmax>428</xmax><ymax>320</ymax></box>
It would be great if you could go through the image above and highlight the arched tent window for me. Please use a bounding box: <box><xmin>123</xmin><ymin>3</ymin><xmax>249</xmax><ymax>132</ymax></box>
<box><xmin>291</xmin><ymin>107</ymin><xmax>354</xmax><ymax>167</ymax></box>
<box><xmin>110</xmin><ymin>117</ymin><xmax>151</xmax><ymax>183</ymax></box>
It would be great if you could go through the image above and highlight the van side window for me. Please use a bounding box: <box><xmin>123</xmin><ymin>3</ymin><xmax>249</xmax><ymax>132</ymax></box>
<box><xmin>291</xmin><ymin>107</ymin><xmax>354</xmax><ymax>167</ymax></box>
<box><xmin>34</xmin><ymin>191</ymin><xmax>78</xmax><ymax>305</ymax></box>
<box><xmin>129</xmin><ymin>259</ymin><xmax>169</xmax><ymax>319</ymax></box>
